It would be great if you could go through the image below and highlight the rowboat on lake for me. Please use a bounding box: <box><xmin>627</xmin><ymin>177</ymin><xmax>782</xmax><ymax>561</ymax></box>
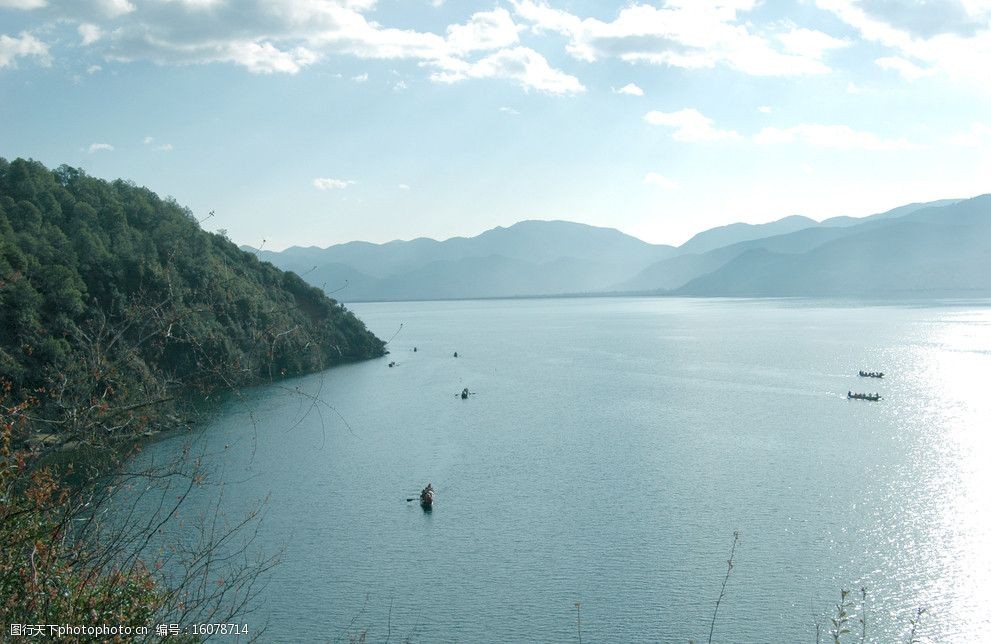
<box><xmin>420</xmin><ymin>483</ymin><xmax>434</xmax><ymax>509</ymax></box>
<box><xmin>848</xmin><ymin>391</ymin><xmax>881</xmax><ymax>401</ymax></box>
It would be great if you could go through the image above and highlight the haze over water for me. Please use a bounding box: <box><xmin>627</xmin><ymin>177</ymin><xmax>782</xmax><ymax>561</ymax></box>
<box><xmin>132</xmin><ymin>298</ymin><xmax>991</xmax><ymax>642</ymax></box>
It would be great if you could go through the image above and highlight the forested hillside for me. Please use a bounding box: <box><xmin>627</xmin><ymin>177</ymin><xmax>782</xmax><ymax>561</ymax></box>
<box><xmin>0</xmin><ymin>157</ymin><xmax>384</xmax><ymax>444</ymax></box>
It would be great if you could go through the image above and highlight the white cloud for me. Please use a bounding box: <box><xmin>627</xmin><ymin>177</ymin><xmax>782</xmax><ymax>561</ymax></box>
<box><xmin>499</xmin><ymin>106</ymin><xmax>520</xmax><ymax>115</ymax></box>
<box><xmin>817</xmin><ymin>0</ymin><xmax>991</xmax><ymax>86</ymax></box>
<box><xmin>875</xmin><ymin>56</ymin><xmax>934</xmax><ymax>81</ymax></box>
<box><xmin>88</xmin><ymin>142</ymin><xmax>114</xmax><ymax>153</ymax></box>
<box><xmin>162</xmin><ymin>0</ymin><xmax>225</xmax><ymax>8</ymax></box>
<box><xmin>0</xmin><ymin>0</ymin><xmax>47</xmax><ymax>8</ymax></box>
<box><xmin>944</xmin><ymin>122</ymin><xmax>991</xmax><ymax>147</ymax></box>
<box><xmin>757</xmin><ymin>105</ymin><xmax>772</xmax><ymax>113</ymax></box>
<box><xmin>644</xmin><ymin>108</ymin><xmax>741</xmax><ymax>142</ymax></box>
<box><xmin>645</xmin><ymin>109</ymin><xmax>914</xmax><ymax>152</ymax></box>
<box><xmin>511</xmin><ymin>0</ymin><xmax>583</xmax><ymax>36</ymax></box>
<box><xmin>86</xmin><ymin>63</ymin><xmax>102</xmax><ymax>73</ymax></box>
<box><xmin>753</xmin><ymin>124</ymin><xmax>919</xmax><ymax>150</ymax></box>
<box><xmin>222</xmin><ymin>42</ymin><xmax>319</xmax><ymax>74</ymax></box>
<box><xmin>142</xmin><ymin>136</ymin><xmax>173</xmax><ymax>152</ymax></box>
<box><xmin>26</xmin><ymin>2</ymin><xmax>577</xmax><ymax>94</ymax></box>
<box><xmin>78</xmin><ymin>23</ymin><xmax>102</xmax><ymax>46</ymax></box>
<box><xmin>0</xmin><ymin>32</ymin><xmax>50</xmax><ymax>68</ymax></box>
<box><xmin>430</xmin><ymin>46</ymin><xmax>585</xmax><ymax>94</ymax></box>
<box><xmin>614</xmin><ymin>82</ymin><xmax>643</xmax><ymax>96</ymax></box>
<box><xmin>445</xmin><ymin>8</ymin><xmax>521</xmax><ymax>55</ymax></box>
<box><xmin>398</xmin><ymin>183</ymin><xmax>411</xmax><ymax>190</ymax></box>
<box><xmin>643</xmin><ymin>172</ymin><xmax>678</xmax><ymax>189</ymax></box>
<box><xmin>393</xmin><ymin>79</ymin><xmax>408</xmax><ymax>90</ymax></box>
<box><xmin>97</xmin><ymin>0</ymin><xmax>134</xmax><ymax>18</ymax></box>
<box><xmin>776</xmin><ymin>27</ymin><xmax>849</xmax><ymax>59</ymax></box>
<box><xmin>313</xmin><ymin>177</ymin><xmax>355</xmax><ymax>190</ymax></box>
<box><xmin>511</xmin><ymin>0</ymin><xmax>845</xmax><ymax>76</ymax></box>
<box><xmin>352</xmin><ymin>72</ymin><xmax>368</xmax><ymax>82</ymax></box>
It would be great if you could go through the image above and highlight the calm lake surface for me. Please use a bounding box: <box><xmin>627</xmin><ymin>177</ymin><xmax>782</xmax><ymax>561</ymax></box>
<box><xmin>130</xmin><ymin>298</ymin><xmax>991</xmax><ymax>642</ymax></box>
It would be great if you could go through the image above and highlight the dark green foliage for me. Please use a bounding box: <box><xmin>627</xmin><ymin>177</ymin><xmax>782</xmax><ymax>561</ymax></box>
<box><xmin>0</xmin><ymin>157</ymin><xmax>385</xmax><ymax>427</ymax></box>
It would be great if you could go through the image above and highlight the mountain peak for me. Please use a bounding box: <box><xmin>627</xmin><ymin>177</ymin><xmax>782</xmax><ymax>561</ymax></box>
<box><xmin>677</xmin><ymin>215</ymin><xmax>818</xmax><ymax>255</ymax></box>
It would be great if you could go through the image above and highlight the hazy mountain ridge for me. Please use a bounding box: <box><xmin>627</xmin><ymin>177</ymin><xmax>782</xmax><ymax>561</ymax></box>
<box><xmin>246</xmin><ymin>220</ymin><xmax>675</xmax><ymax>301</ymax></box>
<box><xmin>614</xmin><ymin>199</ymin><xmax>966</xmax><ymax>293</ymax></box>
<box><xmin>677</xmin><ymin>197</ymin><xmax>991</xmax><ymax>296</ymax></box>
<box><xmin>675</xmin><ymin>214</ymin><xmax>819</xmax><ymax>255</ymax></box>
<box><xmin>818</xmin><ymin>199</ymin><xmax>961</xmax><ymax>227</ymax></box>
<box><xmin>247</xmin><ymin>197</ymin><xmax>986</xmax><ymax>301</ymax></box>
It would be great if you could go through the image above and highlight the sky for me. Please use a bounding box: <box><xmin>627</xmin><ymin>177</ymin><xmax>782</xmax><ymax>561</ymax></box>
<box><xmin>2</xmin><ymin>0</ymin><xmax>991</xmax><ymax>250</ymax></box>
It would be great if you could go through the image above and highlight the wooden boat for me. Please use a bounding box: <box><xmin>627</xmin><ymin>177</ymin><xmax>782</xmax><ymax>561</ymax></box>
<box><xmin>419</xmin><ymin>483</ymin><xmax>434</xmax><ymax>509</ymax></box>
<box><xmin>461</xmin><ymin>387</ymin><xmax>469</xmax><ymax>399</ymax></box>
<box><xmin>388</xmin><ymin>361</ymin><xmax>396</xmax><ymax>368</ymax></box>
<box><xmin>858</xmin><ymin>370</ymin><xmax>884</xmax><ymax>378</ymax></box>
<box><xmin>848</xmin><ymin>392</ymin><xmax>881</xmax><ymax>401</ymax></box>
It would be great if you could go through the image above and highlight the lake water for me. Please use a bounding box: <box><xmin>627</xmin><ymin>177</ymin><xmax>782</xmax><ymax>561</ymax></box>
<box><xmin>129</xmin><ymin>297</ymin><xmax>991</xmax><ymax>642</ymax></box>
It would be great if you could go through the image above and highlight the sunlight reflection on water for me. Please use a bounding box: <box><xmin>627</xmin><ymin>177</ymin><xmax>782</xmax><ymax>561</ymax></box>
<box><xmin>857</xmin><ymin>308</ymin><xmax>991</xmax><ymax>641</ymax></box>
<box><xmin>905</xmin><ymin>310</ymin><xmax>991</xmax><ymax>640</ymax></box>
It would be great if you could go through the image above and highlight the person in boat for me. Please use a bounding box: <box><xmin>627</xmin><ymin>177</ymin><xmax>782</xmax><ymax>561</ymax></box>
<box><xmin>453</xmin><ymin>351</ymin><xmax>458</xmax><ymax>358</ymax></box>
<box><xmin>420</xmin><ymin>483</ymin><xmax>434</xmax><ymax>506</ymax></box>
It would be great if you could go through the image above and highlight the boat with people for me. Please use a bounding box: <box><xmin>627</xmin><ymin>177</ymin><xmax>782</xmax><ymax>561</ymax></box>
<box><xmin>858</xmin><ymin>370</ymin><xmax>884</xmax><ymax>378</ymax></box>
<box><xmin>419</xmin><ymin>483</ymin><xmax>434</xmax><ymax>509</ymax></box>
<box><xmin>461</xmin><ymin>387</ymin><xmax>469</xmax><ymax>399</ymax></box>
<box><xmin>848</xmin><ymin>391</ymin><xmax>881</xmax><ymax>401</ymax></box>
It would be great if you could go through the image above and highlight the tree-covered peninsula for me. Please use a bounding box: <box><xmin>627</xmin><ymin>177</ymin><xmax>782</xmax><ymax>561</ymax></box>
<box><xmin>1</xmin><ymin>157</ymin><xmax>384</xmax><ymax>441</ymax></box>
<box><xmin>1</xmin><ymin>157</ymin><xmax>384</xmax><ymax>629</ymax></box>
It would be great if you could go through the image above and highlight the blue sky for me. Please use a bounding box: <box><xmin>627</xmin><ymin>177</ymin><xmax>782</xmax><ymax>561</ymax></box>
<box><xmin>2</xmin><ymin>0</ymin><xmax>991</xmax><ymax>249</ymax></box>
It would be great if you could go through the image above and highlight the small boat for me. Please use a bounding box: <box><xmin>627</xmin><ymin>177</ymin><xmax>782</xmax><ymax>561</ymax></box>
<box><xmin>461</xmin><ymin>387</ymin><xmax>469</xmax><ymax>399</ymax></box>
<box><xmin>388</xmin><ymin>361</ymin><xmax>396</xmax><ymax>368</ymax></box>
<box><xmin>848</xmin><ymin>392</ymin><xmax>881</xmax><ymax>401</ymax></box>
<box><xmin>858</xmin><ymin>370</ymin><xmax>884</xmax><ymax>378</ymax></box>
<box><xmin>419</xmin><ymin>483</ymin><xmax>434</xmax><ymax>509</ymax></box>
<box><xmin>453</xmin><ymin>351</ymin><xmax>458</xmax><ymax>358</ymax></box>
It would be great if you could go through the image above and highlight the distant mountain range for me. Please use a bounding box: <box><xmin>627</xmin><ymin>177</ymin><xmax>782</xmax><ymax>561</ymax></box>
<box><xmin>676</xmin><ymin>197</ymin><xmax>991</xmax><ymax>297</ymax></box>
<box><xmin>615</xmin><ymin>199</ymin><xmax>964</xmax><ymax>293</ymax></box>
<box><xmin>244</xmin><ymin>197</ymin><xmax>991</xmax><ymax>301</ymax></box>
<box><xmin>246</xmin><ymin>220</ymin><xmax>675</xmax><ymax>301</ymax></box>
